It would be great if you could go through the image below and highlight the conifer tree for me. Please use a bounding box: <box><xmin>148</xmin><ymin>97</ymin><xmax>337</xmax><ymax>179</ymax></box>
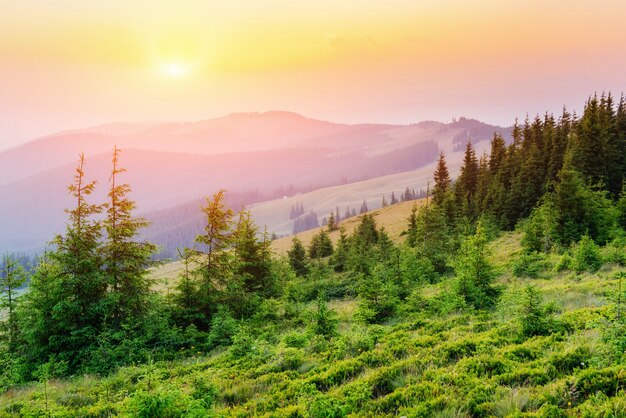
<box><xmin>381</xmin><ymin>195</ymin><xmax>388</xmax><ymax>207</ymax></box>
<box><xmin>406</xmin><ymin>204</ymin><xmax>418</xmax><ymax>248</ymax></box>
<box><xmin>331</xmin><ymin>226</ymin><xmax>349</xmax><ymax>272</ymax></box>
<box><xmin>193</xmin><ymin>190</ymin><xmax>235</xmax><ymax>323</ymax></box>
<box><xmin>287</xmin><ymin>236</ymin><xmax>308</xmax><ymax>276</ymax></box>
<box><xmin>0</xmin><ymin>255</ymin><xmax>28</xmax><ymax>351</ymax></box>
<box><xmin>413</xmin><ymin>204</ymin><xmax>450</xmax><ymax>273</ymax></box>
<box><xmin>454</xmin><ymin>221</ymin><xmax>499</xmax><ymax>309</ymax></box>
<box><xmin>327</xmin><ymin>211</ymin><xmax>338</xmax><ymax>232</ymax></box>
<box><xmin>455</xmin><ymin>141</ymin><xmax>479</xmax><ymax>217</ymax></box>
<box><xmin>309</xmin><ymin>229</ymin><xmax>333</xmax><ymax>259</ymax></box>
<box><xmin>47</xmin><ymin>155</ymin><xmax>107</xmax><ymax>364</ymax></box>
<box><xmin>360</xmin><ymin>200</ymin><xmax>369</xmax><ymax>214</ymax></box>
<box><xmin>102</xmin><ymin>147</ymin><xmax>157</xmax><ymax>328</ymax></box>
<box><xmin>172</xmin><ymin>248</ymin><xmax>203</xmax><ymax>326</ymax></box>
<box><xmin>390</xmin><ymin>191</ymin><xmax>398</xmax><ymax>205</ymax></box>
<box><xmin>433</xmin><ymin>152</ymin><xmax>451</xmax><ymax>206</ymax></box>
<box><xmin>233</xmin><ymin>210</ymin><xmax>271</xmax><ymax>295</ymax></box>
<box><xmin>488</xmin><ymin>133</ymin><xmax>507</xmax><ymax>174</ymax></box>
<box><xmin>22</xmin><ymin>252</ymin><xmax>61</xmax><ymax>362</ymax></box>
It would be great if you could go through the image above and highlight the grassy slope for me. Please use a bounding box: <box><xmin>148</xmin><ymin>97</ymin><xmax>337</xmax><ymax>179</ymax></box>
<box><xmin>149</xmin><ymin>199</ymin><xmax>426</xmax><ymax>293</ymax></box>
<box><xmin>3</xmin><ymin>230</ymin><xmax>625</xmax><ymax>417</ymax></box>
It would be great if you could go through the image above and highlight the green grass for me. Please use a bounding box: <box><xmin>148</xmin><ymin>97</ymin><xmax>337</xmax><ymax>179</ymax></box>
<box><xmin>2</xmin><ymin>231</ymin><xmax>626</xmax><ymax>417</ymax></box>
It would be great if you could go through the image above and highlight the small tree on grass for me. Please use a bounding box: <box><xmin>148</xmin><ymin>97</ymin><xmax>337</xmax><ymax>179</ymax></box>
<box><xmin>519</xmin><ymin>283</ymin><xmax>556</xmax><ymax>338</ymax></box>
<box><xmin>356</xmin><ymin>264</ymin><xmax>399</xmax><ymax>323</ymax></box>
<box><xmin>311</xmin><ymin>292</ymin><xmax>338</xmax><ymax>338</ymax></box>
<box><xmin>288</xmin><ymin>237</ymin><xmax>308</xmax><ymax>276</ymax></box>
<box><xmin>0</xmin><ymin>255</ymin><xmax>28</xmax><ymax>351</ymax></box>
<box><xmin>454</xmin><ymin>221</ymin><xmax>500</xmax><ymax>310</ymax></box>
<box><xmin>572</xmin><ymin>234</ymin><xmax>602</xmax><ymax>273</ymax></box>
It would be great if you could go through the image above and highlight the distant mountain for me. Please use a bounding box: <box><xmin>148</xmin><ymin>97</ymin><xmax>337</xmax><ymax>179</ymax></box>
<box><xmin>0</xmin><ymin>112</ymin><xmax>511</xmax><ymax>255</ymax></box>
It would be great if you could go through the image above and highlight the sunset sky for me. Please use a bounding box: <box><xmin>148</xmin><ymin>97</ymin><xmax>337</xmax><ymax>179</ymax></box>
<box><xmin>1</xmin><ymin>0</ymin><xmax>625</xmax><ymax>149</ymax></box>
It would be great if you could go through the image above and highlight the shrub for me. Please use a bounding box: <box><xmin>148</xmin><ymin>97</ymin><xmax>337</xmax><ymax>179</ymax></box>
<box><xmin>310</xmin><ymin>293</ymin><xmax>338</xmax><ymax>338</ymax></box>
<box><xmin>309</xmin><ymin>395</ymin><xmax>347</xmax><ymax>418</ymax></box>
<box><xmin>355</xmin><ymin>264</ymin><xmax>399</xmax><ymax>323</ymax></box>
<box><xmin>230</xmin><ymin>325</ymin><xmax>255</xmax><ymax>359</ymax></box>
<box><xmin>131</xmin><ymin>389</ymin><xmax>185</xmax><ymax>418</ymax></box>
<box><xmin>512</xmin><ymin>252</ymin><xmax>546</xmax><ymax>278</ymax></box>
<box><xmin>519</xmin><ymin>283</ymin><xmax>557</xmax><ymax>338</ymax></box>
<box><xmin>572</xmin><ymin>235</ymin><xmax>602</xmax><ymax>273</ymax></box>
<box><xmin>207</xmin><ymin>306</ymin><xmax>238</xmax><ymax>348</ymax></box>
<box><xmin>554</xmin><ymin>253</ymin><xmax>572</xmax><ymax>272</ymax></box>
<box><xmin>273</xmin><ymin>347</ymin><xmax>304</xmax><ymax>371</ymax></box>
<box><xmin>284</xmin><ymin>331</ymin><xmax>309</xmax><ymax>348</ymax></box>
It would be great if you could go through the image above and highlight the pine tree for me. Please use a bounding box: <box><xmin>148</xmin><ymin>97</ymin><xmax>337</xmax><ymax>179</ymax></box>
<box><xmin>287</xmin><ymin>236</ymin><xmax>308</xmax><ymax>276</ymax></box>
<box><xmin>433</xmin><ymin>152</ymin><xmax>451</xmax><ymax>206</ymax></box>
<box><xmin>488</xmin><ymin>133</ymin><xmax>507</xmax><ymax>174</ymax></box>
<box><xmin>569</xmin><ymin>95</ymin><xmax>610</xmax><ymax>188</ymax></box>
<box><xmin>360</xmin><ymin>200</ymin><xmax>369</xmax><ymax>214</ymax></box>
<box><xmin>454</xmin><ymin>221</ymin><xmax>500</xmax><ymax>309</ymax></box>
<box><xmin>475</xmin><ymin>153</ymin><xmax>491</xmax><ymax>213</ymax></box>
<box><xmin>233</xmin><ymin>210</ymin><xmax>271</xmax><ymax>295</ymax></box>
<box><xmin>22</xmin><ymin>252</ymin><xmax>61</xmax><ymax>362</ymax></box>
<box><xmin>331</xmin><ymin>226</ymin><xmax>349</xmax><ymax>272</ymax></box>
<box><xmin>455</xmin><ymin>141</ymin><xmax>479</xmax><ymax>218</ymax></box>
<box><xmin>48</xmin><ymin>154</ymin><xmax>107</xmax><ymax>364</ymax></box>
<box><xmin>413</xmin><ymin>204</ymin><xmax>451</xmax><ymax>274</ymax></box>
<box><xmin>327</xmin><ymin>211</ymin><xmax>338</xmax><ymax>232</ymax></box>
<box><xmin>193</xmin><ymin>190</ymin><xmax>235</xmax><ymax>323</ymax></box>
<box><xmin>406</xmin><ymin>204</ymin><xmax>418</xmax><ymax>248</ymax></box>
<box><xmin>311</xmin><ymin>291</ymin><xmax>338</xmax><ymax>338</ymax></box>
<box><xmin>381</xmin><ymin>195</ymin><xmax>388</xmax><ymax>207</ymax></box>
<box><xmin>309</xmin><ymin>229</ymin><xmax>333</xmax><ymax>259</ymax></box>
<box><xmin>0</xmin><ymin>255</ymin><xmax>28</xmax><ymax>351</ymax></box>
<box><xmin>390</xmin><ymin>191</ymin><xmax>399</xmax><ymax>205</ymax></box>
<box><xmin>102</xmin><ymin>147</ymin><xmax>157</xmax><ymax>328</ymax></box>
<box><xmin>172</xmin><ymin>248</ymin><xmax>203</xmax><ymax>326</ymax></box>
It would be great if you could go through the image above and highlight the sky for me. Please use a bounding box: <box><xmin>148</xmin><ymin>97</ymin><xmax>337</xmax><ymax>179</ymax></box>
<box><xmin>1</xmin><ymin>0</ymin><xmax>625</xmax><ymax>150</ymax></box>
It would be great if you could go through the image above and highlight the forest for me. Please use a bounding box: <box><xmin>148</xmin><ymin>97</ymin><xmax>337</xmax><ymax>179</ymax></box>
<box><xmin>1</xmin><ymin>93</ymin><xmax>626</xmax><ymax>416</ymax></box>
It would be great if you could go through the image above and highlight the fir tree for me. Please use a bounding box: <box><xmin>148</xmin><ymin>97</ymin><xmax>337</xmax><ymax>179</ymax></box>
<box><xmin>287</xmin><ymin>236</ymin><xmax>308</xmax><ymax>276</ymax></box>
<box><xmin>193</xmin><ymin>190</ymin><xmax>235</xmax><ymax>324</ymax></box>
<box><xmin>331</xmin><ymin>226</ymin><xmax>349</xmax><ymax>272</ymax></box>
<box><xmin>327</xmin><ymin>211</ymin><xmax>338</xmax><ymax>232</ymax></box>
<box><xmin>455</xmin><ymin>141</ymin><xmax>479</xmax><ymax>217</ymax></box>
<box><xmin>390</xmin><ymin>191</ymin><xmax>399</xmax><ymax>205</ymax></box>
<box><xmin>0</xmin><ymin>255</ymin><xmax>28</xmax><ymax>351</ymax></box>
<box><xmin>433</xmin><ymin>152</ymin><xmax>451</xmax><ymax>206</ymax></box>
<box><xmin>309</xmin><ymin>229</ymin><xmax>333</xmax><ymax>259</ymax></box>
<box><xmin>360</xmin><ymin>200</ymin><xmax>369</xmax><ymax>214</ymax></box>
<box><xmin>406</xmin><ymin>204</ymin><xmax>418</xmax><ymax>248</ymax></box>
<box><xmin>102</xmin><ymin>147</ymin><xmax>157</xmax><ymax>328</ymax></box>
<box><xmin>454</xmin><ymin>221</ymin><xmax>500</xmax><ymax>309</ymax></box>
<box><xmin>488</xmin><ymin>133</ymin><xmax>507</xmax><ymax>174</ymax></box>
<box><xmin>41</xmin><ymin>155</ymin><xmax>107</xmax><ymax>366</ymax></box>
<box><xmin>233</xmin><ymin>210</ymin><xmax>271</xmax><ymax>295</ymax></box>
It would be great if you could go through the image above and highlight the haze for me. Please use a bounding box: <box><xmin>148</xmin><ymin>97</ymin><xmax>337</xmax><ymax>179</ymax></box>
<box><xmin>1</xmin><ymin>0</ymin><xmax>625</xmax><ymax>149</ymax></box>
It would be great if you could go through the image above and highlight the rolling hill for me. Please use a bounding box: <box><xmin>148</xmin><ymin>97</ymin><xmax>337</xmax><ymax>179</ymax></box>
<box><xmin>0</xmin><ymin>112</ymin><xmax>509</xmax><ymax>256</ymax></box>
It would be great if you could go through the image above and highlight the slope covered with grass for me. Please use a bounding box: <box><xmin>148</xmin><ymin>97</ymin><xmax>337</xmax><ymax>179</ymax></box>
<box><xmin>2</xmin><ymin>230</ymin><xmax>625</xmax><ymax>417</ymax></box>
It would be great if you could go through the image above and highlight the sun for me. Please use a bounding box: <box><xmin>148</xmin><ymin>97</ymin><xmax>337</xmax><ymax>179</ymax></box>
<box><xmin>162</xmin><ymin>62</ymin><xmax>190</xmax><ymax>78</ymax></box>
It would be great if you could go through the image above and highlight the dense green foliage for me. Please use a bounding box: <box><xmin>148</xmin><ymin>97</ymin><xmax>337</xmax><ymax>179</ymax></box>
<box><xmin>2</xmin><ymin>93</ymin><xmax>626</xmax><ymax>416</ymax></box>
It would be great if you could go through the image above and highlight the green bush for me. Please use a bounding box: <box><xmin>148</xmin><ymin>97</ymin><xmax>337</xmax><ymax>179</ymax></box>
<box><xmin>554</xmin><ymin>253</ymin><xmax>573</xmax><ymax>272</ymax></box>
<box><xmin>207</xmin><ymin>306</ymin><xmax>238</xmax><ymax>348</ymax></box>
<box><xmin>512</xmin><ymin>252</ymin><xmax>546</xmax><ymax>278</ymax></box>
<box><xmin>309</xmin><ymin>395</ymin><xmax>347</xmax><ymax>418</ymax></box>
<box><xmin>572</xmin><ymin>235</ymin><xmax>602</xmax><ymax>273</ymax></box>
<box><xmin>130</xmin><ymin>389</ymin><xmax>185</xmax><ymax>418</ymax></box>
<box><xmin>519</xmin><ymin>283</ymin><xmax>557</xmax><ymax>338</ymax></box>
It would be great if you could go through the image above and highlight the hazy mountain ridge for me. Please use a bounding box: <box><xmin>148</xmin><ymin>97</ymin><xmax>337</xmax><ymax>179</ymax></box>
<box><xmin>0</xmin><ymin>112</ymin><xmax>511</xmax><ymax>255</ymax></box>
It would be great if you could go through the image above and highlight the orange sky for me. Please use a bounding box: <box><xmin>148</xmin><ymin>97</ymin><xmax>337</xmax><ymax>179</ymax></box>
<box><xmin>1</xmin><ymin>0</ymin><xmax>625</xmax><ymax>149</ymax></box>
